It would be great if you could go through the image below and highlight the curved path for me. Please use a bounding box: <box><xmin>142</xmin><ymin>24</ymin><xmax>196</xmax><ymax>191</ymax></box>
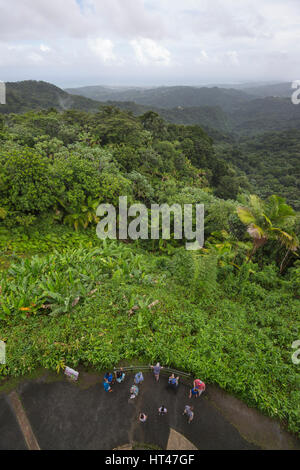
<box><xmin>0</xmin><ymin>370</ymin><xmax>299</xmax><ymax>450</ymax></box>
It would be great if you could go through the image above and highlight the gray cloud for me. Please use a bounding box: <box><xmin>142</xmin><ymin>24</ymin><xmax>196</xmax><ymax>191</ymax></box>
<box><xmin>0</xmin><ymin>0</ymin><xmax>90</xmax><ymax>40</ymax></box>
<box><xmin>0</xmin><ymin>0</ymin><xmax>299</xmax><ymax>86</ymax></box>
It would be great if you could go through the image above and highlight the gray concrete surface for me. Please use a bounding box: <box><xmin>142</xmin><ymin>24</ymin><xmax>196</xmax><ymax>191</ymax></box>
<box><xmin>1</xmin><ymin>371</ymin><xmax>299</xmax><ymax>450</ymax></box>
<box><xmin>0</xmin><ymin>396</ymin><xmax>27</xmax><ymax>450</ymax></box>
<box><xmin>18</xmin><ymin>374</ymin><xmax>258</xmax><ymax>450</ymax></box>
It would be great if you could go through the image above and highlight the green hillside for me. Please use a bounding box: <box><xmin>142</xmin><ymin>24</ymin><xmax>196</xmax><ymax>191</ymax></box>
<box><xmin>0</xmin><ymin>80</ymin><xmax>101</xmax><ymax>114</ymax></box>
<box><xmin>66</xmin><ymin>84</ymin><xmax>255</xmax><ymax>112</ymax></box>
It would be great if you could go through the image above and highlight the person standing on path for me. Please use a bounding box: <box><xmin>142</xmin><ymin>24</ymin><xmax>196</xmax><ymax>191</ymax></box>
<box><xmin>151</xmin><ymin>363</ymin><xmax>163</xmax><ymax>382</ymax></box>
<box><xmin>183</xmin><ymin>405</ymin><xmax>194</xmax><ymax>424</ymax></box>
<box><xmin>189</xmin><ymin>387</ymin><xmax>200</xmax><ymax>398</ymax></box>
<box><xmin>103</xmin><ymin>378</ymin><xmax>113</xmax><ymax>393</ymax></box>
<box><xmin>158</xmin><ymin>406</ymin><xmax>168</xmax><ymax>416</ymax></box>
<box><xmin>193</xmin><ymin>379</ymin><xmax>206</xmax><ymax>396</ymax></box>
<box><xmin>104</xmin><ymin>372</ymin><xmax>114</xmax><ymax>385</ymax></box>
<box><xmin>130</xmin><ymin>384</ymin><xmax>139</xmax><ymax>400</ymax></box>
<box><xmin>139</xmin><ymin>413</ymin><xmax>148</xmax><ymax>423</ymax></box>
<box><xmin>134</xmin><ymin>371</ymin><xmax>144</xmax><ymax>385</ymax></box>
<box><xmin>167</xmin><ymin>374</ymin><xmax>179</xmax><ymax>392</ymax></box>
<box><xmin>115</xmin><ymin>368</ymin><xmax>125</xmax><ymax>383</ymax></box>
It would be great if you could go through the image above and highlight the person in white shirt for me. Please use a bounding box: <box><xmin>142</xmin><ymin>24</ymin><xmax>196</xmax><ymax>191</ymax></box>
<box><xmin>139</xmin><ymin>413</ymin><xmax>148</xmax><ymax>423</ymax></box>
<box><xmin>158</xmin><ymin>406</ymin><xmax>167</xmax><ymax>416</ymax></box>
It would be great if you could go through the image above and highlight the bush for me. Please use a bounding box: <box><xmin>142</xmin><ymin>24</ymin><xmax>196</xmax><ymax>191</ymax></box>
<box><xmin>0</xmin><ymin>146</ymin><xmax>55</xmax><ymax>213</ymax></box>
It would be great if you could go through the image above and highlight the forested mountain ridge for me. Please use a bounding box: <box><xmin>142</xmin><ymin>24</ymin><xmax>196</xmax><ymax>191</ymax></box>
<box><xmin>1</xmin><ymin>80</ymin><xmax>300</xmax><ymax>207</ymax></box>
<box><xmin>0</xmin><ymin>81</ymin><xmax>232</xmax><ymax>134</ymax></box>
<box><xmin>2</xmin><ymin>81</ymin><xmax>300</xmax><ymax>136</ymax></box>
<box><xmin>66</xmin><ymin>84</ymin><xmax>255</xmax><ymax>112</ymax></box>
<box><xmin>230</xmin><ymin>96</ymin><xmax>300</xmax><ymax>135</ymax></box>
<box><xmin>0</xmin><ymin>80</ymin><xmax>101</xmax><ymax>114</ymax></box>
<box><xmin>242</xmin><ymin>82</ymin><xmax>292</xmax><ymax>98</ymax></box>
<box><xmin>113</xmin><ymin>95</ymin><xmax>300</xmax><ymax>136</ymax></box>
<box><xmin>67</xmin><ymin>82</ymin><xmax>294</xmax><ymax>101</ymax></box>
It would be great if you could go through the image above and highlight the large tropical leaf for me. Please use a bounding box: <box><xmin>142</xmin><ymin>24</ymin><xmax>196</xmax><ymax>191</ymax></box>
<box><xmin>237</xmin><ymin>207</ymin><xmax>256</xmax><ymax>225</ymax></box>
<box><xmin>0</xmin><ymin>207</ymin><xmax>6</xmax><ymax>219</ymax></box>
<box><xmin>274</xmin><ymin>230</ymin><xmax>299</xmax><ymax>251</ymax></box>
<box><xmin>249</xmin><ymin>194</ymin><xmax>263</xmax><ymax>216</ymax></box>
<box><xmin>266</xmin><ymin>195</ymin><xmax>295</xmax><ymax>224</ymax></box>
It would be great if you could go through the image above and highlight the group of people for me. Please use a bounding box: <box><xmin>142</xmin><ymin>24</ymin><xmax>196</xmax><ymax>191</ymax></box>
<box><xmin>137</xmin><ymin>405</ymin><xmax>168</xmax><ymax>424</ymax></box>
<box><xmin>139</xmin><ymin>404</ymin><xmax>194</xmax><ymax>424</ymax></box>
<box><xmin>130</xmin><ymin>371</ymin><xmax>144</xmax><ymax>399</ymax></box>
<box><xmin>103</xmin><ymin>369</ymin><xmax>126</xmax><ymax>392</ymax></box>
<box><xmin>102</xmin><ymin>363</ymin><xmax>206</xmax><ymax>425</ymax></box>
<box><xmin>103</xmin><ymin>368</ymin><xmax>144</xmax><ymax>396</ymax></box>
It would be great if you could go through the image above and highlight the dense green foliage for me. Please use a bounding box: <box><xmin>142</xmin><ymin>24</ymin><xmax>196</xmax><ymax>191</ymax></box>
<box><xmin>4</xmin><ymin>81</ymin><xmax>300</xmax><ymax>137</ymax></box>
<box><xmin>2</xmin><ymin>81</ymin><xmax>300</xmax><ymax>208</ymax></box>
<box><xmin>216</xmin><ymin>129</ymin><xmax>300</xmax><ymax>210</ymax></box>
<box><xmin>67</xmin><ymin>82</ymin><xmax>300</xmax><ymax>134</ymax></box>
<box><xmin>0</xmin><ymin>106</ymin><xmax>246</xmax><ymax>226</ymax></box>
<box><xmin>0</xmin><ymin>98</ymin><xmax>299</xmax><ymax>436</ymax></box>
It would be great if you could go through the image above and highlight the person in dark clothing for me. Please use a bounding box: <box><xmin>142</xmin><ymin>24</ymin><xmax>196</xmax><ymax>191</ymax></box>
<box><xmin>158</xmin><ymin>406</ymin><xmax>168</xmax><ymax>416</ymax></box>
<box><xmin>115</xmin><ymin>368</ymin><xmax>125</xmax><ymax>383</ymax></box>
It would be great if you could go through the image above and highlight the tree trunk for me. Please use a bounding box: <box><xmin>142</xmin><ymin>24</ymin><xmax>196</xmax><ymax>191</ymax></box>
<box><xmin>280</xmin><ymin>249</ymin><xmax>290</xmax><ymax>274</ymax></box>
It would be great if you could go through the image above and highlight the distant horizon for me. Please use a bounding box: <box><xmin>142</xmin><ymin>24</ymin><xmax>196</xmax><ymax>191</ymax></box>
<box><xmin>63</xmin><ymin>79</ymin><xmax>292</xmax><ymax>90</ymax></box>
<box><xmin>3</xmin><ymin>78</ymin><xmax>294</xmax><ymax>90</ymax></box>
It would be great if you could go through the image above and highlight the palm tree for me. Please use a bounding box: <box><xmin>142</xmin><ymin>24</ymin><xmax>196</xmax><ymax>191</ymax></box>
<box><xmin>237</xmin><ymin>195</ymin><xmax>298</xmax><ymax>264</ymax></box>
<box><xmin>207</xmin><ymin>230</ymin><xmax>251</xmax><ymax>268</ymax></box>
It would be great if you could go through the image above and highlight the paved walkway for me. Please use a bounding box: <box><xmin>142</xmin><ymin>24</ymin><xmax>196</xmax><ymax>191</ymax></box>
<box><xmin>0</xmin><ymin>396</ymin><xmax>27</xmax><ymax>450</ymax></box>
<box><xmin>0</xmin><ymin>371</ymin><xmax>299</xmax><ymax>450</ymax></box>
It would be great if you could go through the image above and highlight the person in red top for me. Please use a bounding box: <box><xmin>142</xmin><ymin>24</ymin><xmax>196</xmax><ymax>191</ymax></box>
<box><xmin>193</xmin><ymin>379</ymin><xmax>206</xmax><ymax>396</ymax></box>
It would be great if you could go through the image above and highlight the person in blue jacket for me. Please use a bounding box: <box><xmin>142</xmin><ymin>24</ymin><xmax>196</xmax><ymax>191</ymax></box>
<box><xmin>134</xmin><ymin>371</ymin><xmax>144</xmax><ymax>385</ymax></box>
<box><xmin>103</xmin><ymin>378</ymin><xmax>112</xmax><ymax>392</ymax></box>
<box><xmin>104</xmin><ymin>372</ymin><xmax>114</xmax><ymax>384</ymax></box>
<box><xmin>167</xmin><ymin>374</ymin><xmax>179</xmax><ymax>392</ymax></box>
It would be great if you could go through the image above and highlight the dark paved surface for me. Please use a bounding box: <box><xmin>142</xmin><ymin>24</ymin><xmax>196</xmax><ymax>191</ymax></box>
<box><xmin>18</xmin><ymin>373</ymin><xmax>258</xmax><ymax>450</ymax></box>
<box><xmin>0</xmin><ymin>396</ymin><xmax>27</xmax><ymax>450</ymax></box>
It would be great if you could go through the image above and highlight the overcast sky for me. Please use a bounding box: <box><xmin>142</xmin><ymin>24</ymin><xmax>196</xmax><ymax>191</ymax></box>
<box><xmin>0</xmin><ymin>0</ymin><xmax>299</xmax><ymax>87</ymax></box>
